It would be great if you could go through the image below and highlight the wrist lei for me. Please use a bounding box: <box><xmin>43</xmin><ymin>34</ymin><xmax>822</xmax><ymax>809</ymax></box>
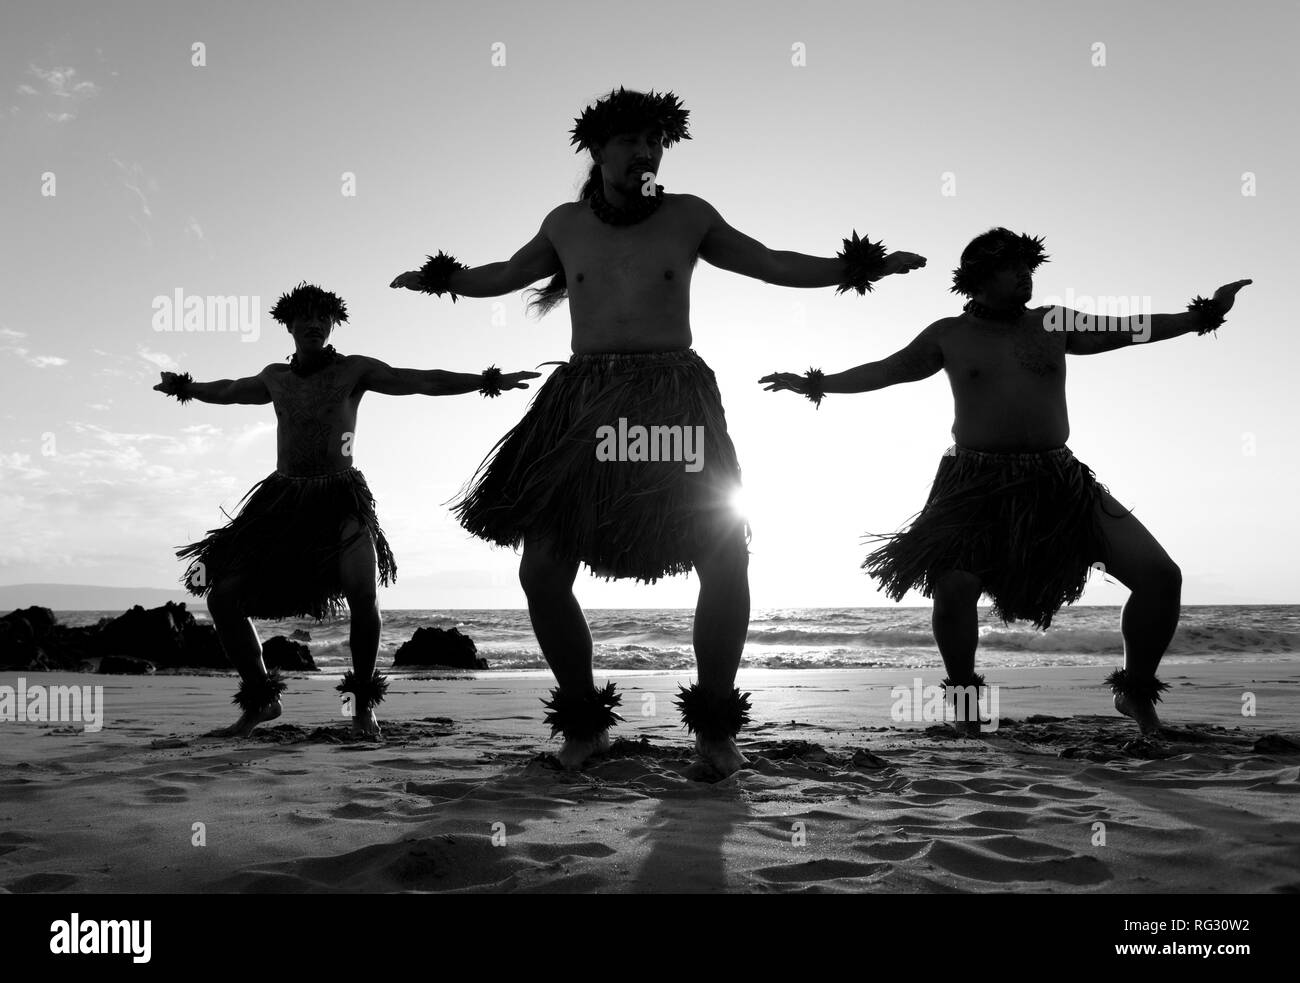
<box><xmin>803</xmin><ymin>367</ymin><xmax>827</xmax><ymax>408</ymax></box>
<box><xmin>168</xmin><ymin>372</ymin><xmax>195</xmax><ymax>405</ymax></box>
<box><xmin>417</xmin><ymin>251</ymin><xmax>471</xmax><ymax>302</ymax></box>
<box><xmin>479</xmin><ymin>365</ymin><xmax>504</xmax><ymax>398</ymax></box>
<box><xmin>836</xmin><ymin>230</ymin><xmax>889</xmax><ymax>295</ymax></box>
<box><xmin>1186</xmin><ymin>295</ymin><xmax>1226</xmax><ymax>336</ymax></box>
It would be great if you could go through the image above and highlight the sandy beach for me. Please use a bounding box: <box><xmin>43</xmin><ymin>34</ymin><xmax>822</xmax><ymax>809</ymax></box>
<box><xmin>2</xmin><ymin>662</ymin><xmax>1297</xmax><ymax>894</ymax></box>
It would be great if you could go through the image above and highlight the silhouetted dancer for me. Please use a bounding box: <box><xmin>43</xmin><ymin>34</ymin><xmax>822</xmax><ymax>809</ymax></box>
<box><xmin>391</xmin><ymin>87</ymin><xmax>926</xmax><ymax>773</ymax></box>
<box><xmin>155</xmin><ymin>282</ymin><xmax>538</xmax><ymax>738</ymax></box>
<box><xmin>762</xmin><ymin>228</ymin><xmax>1250</xmax><ymax>735</ymax></box>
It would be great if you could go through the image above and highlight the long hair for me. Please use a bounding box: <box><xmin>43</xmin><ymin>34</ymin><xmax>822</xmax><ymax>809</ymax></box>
<box><xmin>524</xmin><ymin>162</ymin><xmax>602</xmax><ymax>318</ymax></box>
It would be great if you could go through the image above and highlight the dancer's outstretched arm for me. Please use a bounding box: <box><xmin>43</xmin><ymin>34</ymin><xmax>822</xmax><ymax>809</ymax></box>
<box><xmin>153</xmin><ymin>370</ymin><xmax>270</xmax><ymax>405</ymax></box>
<box><xmin>357</xmin><ymin>357</ymin><xmax>539</xmax><ymax>397</ymax></box>
<box><xmin>691</xmin><ymin>195</ymin><xmax>926</xmax><ymax>292</ymax></box>
<box><xmin>759</xmin><ymin>322</ymin><xmax>944</xmax><ymax>403</ymax></box>
<box><xmin>1063</xmin><ymin>279</ymin><xmax>1251</xmax><ymax>354</ymax></box>
<box><xmin>389</xmin><ymin>211</ymin><xmax>563</xmax><ymax>300</ymax></box>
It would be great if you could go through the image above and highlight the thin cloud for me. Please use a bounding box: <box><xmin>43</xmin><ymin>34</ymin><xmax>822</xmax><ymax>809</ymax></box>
<box><xmin>112</xmin><ymin>156</ymin><xmax>155</xmax><ymax>218</ymax></box>
<box><xmin>0</xmin><ymin>452</ymin><xmax>50</xmax><ymax>481</ymax></box>
<box><xmin>66</xmin><ymin>422</ymin><xmax>220</xmax><ymax>466</ymax></box>
<box><xmin>0</xmin><ymin>430</ymin><xmax>240</xmax><ymax>576</ymax></box>
<box><xmin>29</xmin><ymin>65</ymin><xmax>99</xmax><ymax>99</ymax></box>
<box><xmin>184</xmin><ymin>216</ymin><xmax>214</xmax><ymax>259</ymax></box>
<box><xmin>231</xmin><ymin>420</ymin><xmax>276</xmax><ymax>454</ymax></box>
<box><xmin>127</xmin><ymin>213</ymin><xmax>153</xmax><ymax>247</ymax></box>
<box><xmin>137</xmin><ymin>346</ymin><xmax>179</xmax><ymax>371</ymax></box>
<box><xmin>70</xmin><ymin>422</ymin><xmax>169</xmax><ymax>449</ymax></box>
<box><xmin>0</xmin><ymin>343</ymin><xmax>68</xmax><ymax>368</ymax></box>
<box><xmin>92</xmin><ymin>348</ymin><xmax>150</xmax><ymax>380</ymax></box>
<box><xmin>21</xmin><ymin>64</ymin><xmax>100</xmax><ymax>122</ymax></box>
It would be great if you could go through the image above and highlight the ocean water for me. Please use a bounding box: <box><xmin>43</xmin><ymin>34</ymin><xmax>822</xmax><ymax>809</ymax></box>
<box><xmin>57</xmin><ymin>605</ymin><xmax>1300</xmax><ymax>672</ymax></box>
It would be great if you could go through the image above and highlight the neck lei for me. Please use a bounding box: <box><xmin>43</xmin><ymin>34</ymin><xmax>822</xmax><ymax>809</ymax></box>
<box><xmin>589</xmin><ymin>182</ymin><xmax>665</xmax><ymax>226</ymax></box>
<box><xmin>289</xmin><ymin>344</ymin><xmax>342</xmax><ymax>376</ymax></box>
<box><xmin>964</xmin><ymin>299</ymin><xmax>1027</xmax><ymax>322</ymax></box>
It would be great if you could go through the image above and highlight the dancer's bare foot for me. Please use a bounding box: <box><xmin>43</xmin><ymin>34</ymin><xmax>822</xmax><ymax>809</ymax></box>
<box><xmin>696</xmin><ymin>736</ymin><xmax>747</xmax><ymax>776</ymax></box>
<box><xmin>209</xmin><ymin>699</ymin><xmax>282</xmax><ymax>738</ymax></box>
<box><xmin>1114</xmin><ymin>693</ymin><xmax>1162</xmax><ymax>735</ymax></box>
<box><xmin>555</xmin><ymin>730</ymin><xmax>611</xmax><ymax>770</ymax></box>
<box><xmin>351</xmin><ymin>706</ymin><xmax>382</xmax><ymax>740</ymax></box>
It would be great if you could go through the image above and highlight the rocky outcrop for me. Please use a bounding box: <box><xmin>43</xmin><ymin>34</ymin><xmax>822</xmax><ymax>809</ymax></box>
<box><xmin>0</xmin><ymin>602</ymin><xmax>228</xmax><ymax>671</ymax></box>
<box><xmin>393</xmin><ymin>626</ymin><xmax>487</xmax><ymax>670</ymax></box>
<box><xmin>262</xmin><ymin>635</ymin><xmax>318</xmax><ymax>672</ymax></box>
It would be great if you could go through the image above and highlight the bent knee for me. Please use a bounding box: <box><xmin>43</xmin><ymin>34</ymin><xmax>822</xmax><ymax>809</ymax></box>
<box><xmin>519</xmin><ymin>549</ymin><xmax>576</xmax><ymax>594</ymax></box>
<box><xmin>206</xmin><ymin>580</ymin><xmax>242</xmax><ymax>614</ymax></box>
<box><xmin>694</xmin><ymin>531</ymin><xmax>750</xmax><ymax>578</ymax></box>
<box><xmin>932</xmin><ymin>570</ymin><xmax>982</xmax><ymax>607</ymax></box>
<box><xmin>1151</xmin><ymin>558</ymin><xmax>1182</xmax><ymax>594</ymax></box>
<box><xmin>1122</xmin><ymin>557</ymin><xmax>1182</xmax><ymax>597</ymax></box>
<box><xmin>345</xmin><ymin>589</ymin><xmax>378</xmax><ymax>612</ymax></box>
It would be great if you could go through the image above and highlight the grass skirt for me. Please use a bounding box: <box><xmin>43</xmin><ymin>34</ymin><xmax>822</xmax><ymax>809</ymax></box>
<box><xmin>863</xmin><ymin>446</ymin><xmax>1110</xmax><ymax>629</ymax></box>
<box><xmin>177</xmin><ymin>467</ymin><xmax>396</xmax><ymax>620</ymax></box>
<box><xmin>454</xmin><ymin>349</ymin><xmax>745</xmax><ymax>583</ymax></box>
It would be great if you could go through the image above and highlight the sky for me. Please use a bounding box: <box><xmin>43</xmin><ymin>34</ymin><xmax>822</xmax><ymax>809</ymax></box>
<box><xmin>1</xmin><ymin>0</ymin><xmax>1296</xmax><ymax>609</ymax></box>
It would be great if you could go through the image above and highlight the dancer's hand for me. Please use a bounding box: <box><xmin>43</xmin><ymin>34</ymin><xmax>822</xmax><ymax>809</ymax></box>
<box><xmin>501</xmin><ymin>370</ymin><xmax>541</xmax><ymax>391</ymax></box>
<box><xmin>1210</xmin><ymin>279</ymin><xmax>1252</xmax><ymax>313</ymax></box>
<box><xmin>152</xmin><ymin>371</ymin><xmax>183</xmax><ymax>395</ymax></box>
<box><xmin>758</xmin><ymin>372</ymin><xmax>809</xmax><ymax>396</ymax></box>
<box><xmin>389</xmin><ymin>271</ymin><xmax>422</xmax><ymax>290</ymax></box>
<box><xmin>882</xmin><ymin>251</ymin><xmax>927</xmax><ymax>276</ymax></box>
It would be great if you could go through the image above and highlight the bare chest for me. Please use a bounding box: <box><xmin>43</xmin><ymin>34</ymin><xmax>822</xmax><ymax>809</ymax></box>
<box><xmin>948</xmin><ymin>320</ymin><xmax>1066</xmax><ymax>384</ymax></box>
<box><xmin>553</xmin><ymin>202</ymin><xmax>701</xmax><ymax>293</ymax></box>
<box><xmin>269</xmin><ymin>368</ymin><xmax>358</xmax><ymax>424</ymax></box>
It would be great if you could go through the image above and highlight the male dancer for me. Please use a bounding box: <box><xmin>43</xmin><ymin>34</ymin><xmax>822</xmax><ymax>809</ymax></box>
<box><xmin>392</xmin><ymin>87</ymin><xmax>925</xmax><ymax>773</ymax></box>
<box><xmin>155</xmin><ymin>282</ymin><xmax>537</xmax><ymax>738</ymax></box>
<box><xmin>762</xmin><ymin>228</ymin><xmax>1249</xmax><ymax>734</ymax></box>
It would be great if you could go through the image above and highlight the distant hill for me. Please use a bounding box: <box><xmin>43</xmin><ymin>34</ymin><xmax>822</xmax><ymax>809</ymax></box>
<box><xmin>0</xmin><ymin>583</ymin><xmax>196</xmax><ymax>613</ymax></box>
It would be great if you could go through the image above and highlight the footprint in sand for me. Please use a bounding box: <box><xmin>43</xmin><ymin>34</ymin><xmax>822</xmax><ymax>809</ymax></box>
<box><xmin>909</xmin><ymin>778</ymin><xmax>968</xmax><ymax>795</ymax></box>
<box><xmin>963</xmin><ymin>777</ymin><xmax>1028</xmax><ymax>794</ymax></box>
<box><xmin>925</xmin><ymin>839</ymin><xmax>1111</xmax><ymax>886</ymax></box>
<box><xmin>286</xmin><ymin>813</ymin><xmax>331</xmax><ymax>827</ymax></box>
<box><xmin>1032</xmin><ymin>804</ymin><xmax>1109</xmax><ymax>826</ymax></box>
<box><xmin>5</xmin><ymin>871</ymin><xmax>81</xmax><ymax>893</ymax></box>
<box><xmin>155</xmin><ymin>771</ymin><xmax>219</xmax><ymax>785</ymax></box>
<box><xmin>140</xmin><ymin>784</ymin><xmax>190</xmax><ymax>802</ymax></box>
<box><xmin>962</xmin><ymin>809</ymin><xmax>1033</xmax><ymax>830</ymax></box>
<box><xmin>753</xmin><ymin>858</ymin><xmax>889</xmax><ymax>884</ymax></box>
<box><xmin>521</xmin><ymin>842</ymin><xmax>618</xmax><ymax>863</ymax></box>
<box><xmin>208</xmin><ymin>834</ymin><xmax>531</xmax><ymax>893</ymax></box>
<box><xmin>1025</xmin><ymin>781</ymin><xmax>1099</xmax><ymax>800</ymax></box>
<box><xmin>0</xmin><ymin>830</ymin><xmax>38</xmax><ymax>858</ymax></box>
<box><xmin>853</xmin><ymin>840</ymin><xmax>932</xmax><ymax>861</ymax></box>
<box><xmin>329</xmin><ymin>802</ymin><xmax>393</xmax><ymax>820</ymax></box>
<box><xmin>975</xmin><ymin>834</ymin><xmax>1075</xmax><ymax>860</ymax></box>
